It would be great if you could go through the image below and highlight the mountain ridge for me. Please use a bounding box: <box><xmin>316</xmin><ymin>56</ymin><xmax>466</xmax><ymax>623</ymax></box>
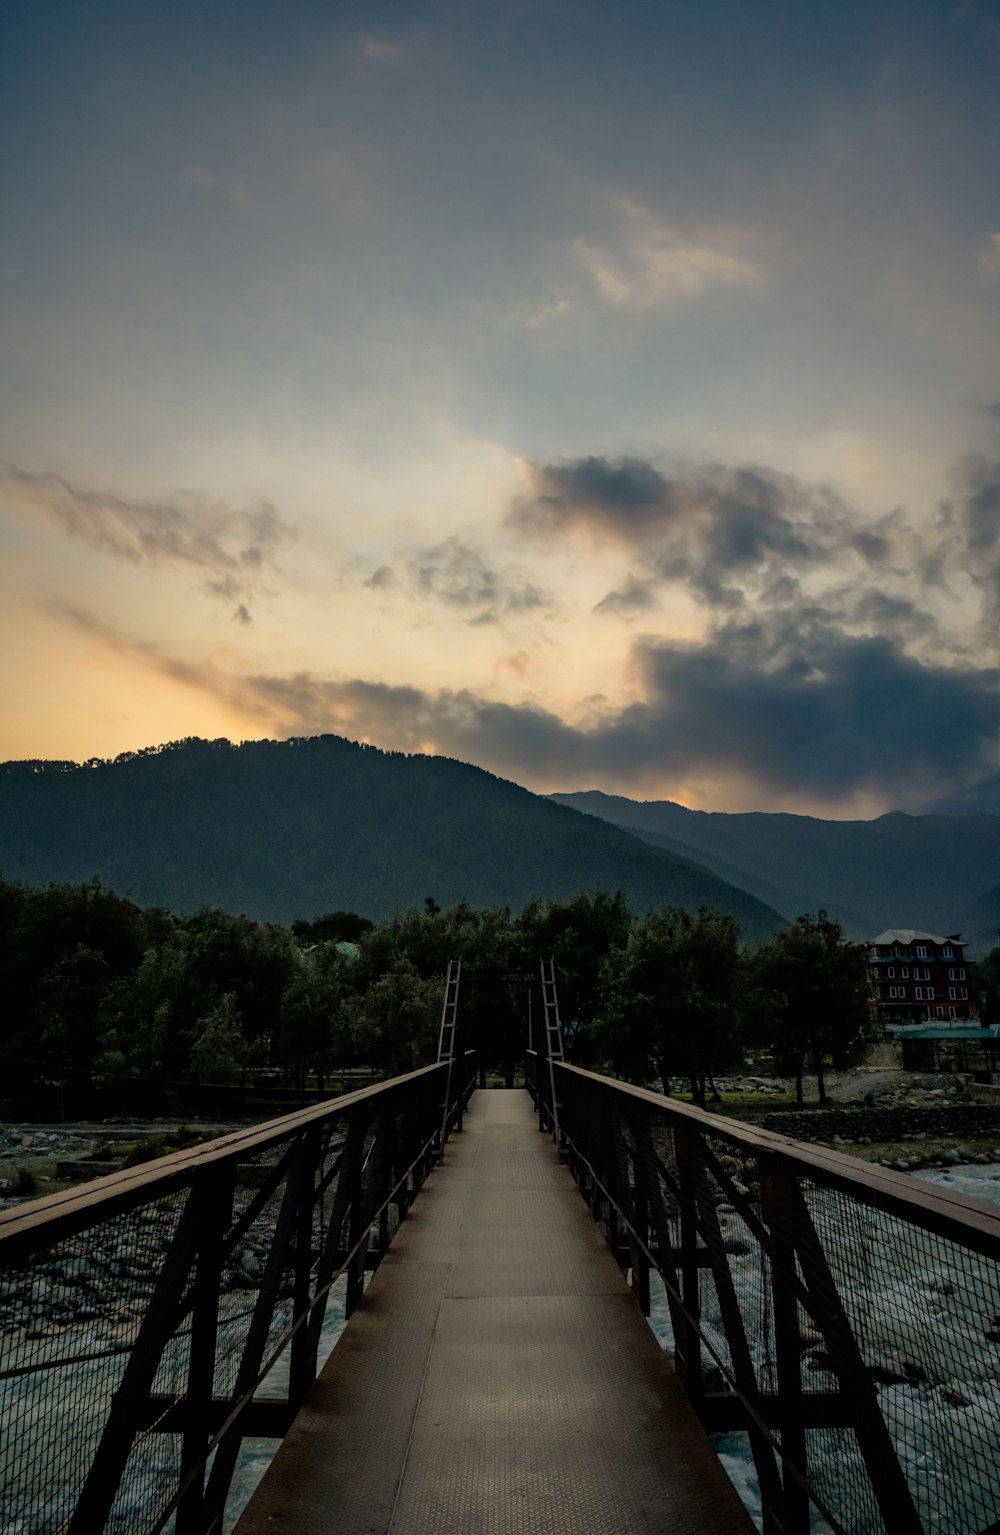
<box><xmin>0</xmin><ymin>736</ymin><xmax>784</xmax><ymax>937</ymax></box>
<box><xmin>549</xmin><ymin>790</ymin><xmax>1000</xmax><ymax>948</ymax></box>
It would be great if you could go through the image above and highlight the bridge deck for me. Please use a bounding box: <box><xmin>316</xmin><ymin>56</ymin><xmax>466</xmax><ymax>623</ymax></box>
<box><xmin>234</xmin><ymin>1090</ymin><xmax>754</xmax><ymax>1535</ymax></box>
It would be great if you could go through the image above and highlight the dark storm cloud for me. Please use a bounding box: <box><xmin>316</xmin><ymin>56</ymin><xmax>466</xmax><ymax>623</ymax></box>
<box><xmin>234</xmin><ymin>621</ymin><xmax>1000</xmax><ymax>804</ymax></box>
<box><xmin>1</xmin><ymin>464</ymin><xmax>293</xmax><ymax>606</ymax></box>
<box><xmin>45</xmin><ymin>599</ymin><xmax>1000</xmax><ymax>807</ymax></box>
<box><xmin>628</xmin><ymin>619</ymin><xmax>1000</xmax><ymax>797</ymax></box>
<box><xmin>512</xmin><ymin>454</ymin><xmax>874</xmax><ymax>610</ymax></box>
<box><xmin>512</xmin><ymin>456</ymin><xmax>675</xmax><ymax>537</ymax></box>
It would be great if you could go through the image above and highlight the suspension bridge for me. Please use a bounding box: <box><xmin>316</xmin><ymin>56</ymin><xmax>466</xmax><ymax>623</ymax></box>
<box><xmin>3</xmin><ymin>963</ymin><xmax>1000</xmax><ymax>1533</ymax></box>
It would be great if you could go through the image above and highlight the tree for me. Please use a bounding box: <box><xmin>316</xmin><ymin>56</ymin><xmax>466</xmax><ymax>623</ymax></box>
<box><xmin>189</xmin><ymin>992</ymin><xmax>250</xmax><ymax>1085</ymax></box>
<box><xmin>274</xmin><ymin>942</ymin><xmax>353</xmax><ymax>1090</ymax></box>
<box><xmin>342</xmin><ymin>960</ymin><xmax>441</xmax><ymax>1077</ymax></box>
<box><xmin>291</xmin><ymin>910</ymin><xmax>374</xmax><ymax>946</ymax></box>
<box><xmin>750</xmin><ymin>912</ymin><xmax>871</xmax><ymax>1104</ymax></box>
<box><xmin>517</xmin><ymin>889</ymin><xmax>632</xmax><ymax>1066</ymax></box>
<box><xmin>594</xmin><ymin>907</ymin><xmax>746</xmax><ymax>1104</ymax></box>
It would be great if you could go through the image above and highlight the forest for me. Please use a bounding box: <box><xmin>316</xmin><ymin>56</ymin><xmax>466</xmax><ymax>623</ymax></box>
<box><xmin>3</xmin><ymin>876</ymin><xmax>994</xmax><ymax>1114</ymax></box>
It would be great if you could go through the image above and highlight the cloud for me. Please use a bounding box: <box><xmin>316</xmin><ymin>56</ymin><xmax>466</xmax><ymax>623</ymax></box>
<box><xmin>626</xmin><ymin>619</ymin><xmax>1000</xmax><ymax>800</ymax></box>
<box><xmin>511</xmin><ymin>453</ymin><xmax>873</xmax><ymax>610</ymax></box>
<box><xmin>948</xmin><ymin>453</ymin><xmax>1000</xmax><ymax>634</ymax></box>
<box><xmin>0</xmin><ymin>464</ymin><xmax>293</xmax><ymax>608</ymax></box>
<box><xmin>572</xmin><ymin>202</ymin><xmax>761</xmax><ymax>310</ymax></box>
<box><xmin>519</xmin><ymin>298</ymin><xmax>571</xmax><ymax>329</ymax></box>
<box><xmin>594</xmin><ymin>575</ymin><xmax>660</xmax><ymax>617</ymax></box>
<box><xmin>359</xmin><ymin>34</ymin><xmax>401</xmax><ymax>61</ymax></box>
<box><xmin>230</xmin><ymin>627</ymin><xmax>1000</xmax><ymax>807</ymax></box>
<box><xmin>48</xmin><ymin>603</ymin><xmax>1000</xmax><ymax>813</ymax></box>
<box><xmin>368</xmin><ymin>537</ymin><xmax>553</xmax><ymax>625</ymax></box>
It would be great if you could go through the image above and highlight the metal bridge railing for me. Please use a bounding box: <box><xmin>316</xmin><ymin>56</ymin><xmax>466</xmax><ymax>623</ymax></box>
<box><xmin>0</xmin><ymin>1052</ymin><xmax>476</xmax><ymax>1535</ymax></box>
<box><xmin>527</xmin><ymin>1053</ymin><xmax>1000</xmax><ymax>1535</ymax></box>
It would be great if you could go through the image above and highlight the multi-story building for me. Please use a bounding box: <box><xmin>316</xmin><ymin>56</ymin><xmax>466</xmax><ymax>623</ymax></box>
<box><xmin>868</xmin><ymin>929</ymin><xmax>978</xmax><ymax>1027</ymax></box>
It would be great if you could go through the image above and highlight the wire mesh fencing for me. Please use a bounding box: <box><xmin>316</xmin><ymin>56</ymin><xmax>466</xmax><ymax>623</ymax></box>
<box><xmin>528</xmin><ymin>1056</ymin><xmax>1000</xmax><ymax>1535</ymax></box>
<box><xmin>0</xmin><ymin>1054</ymin><xmax>476</xmax><ymax>1535</ymax></box>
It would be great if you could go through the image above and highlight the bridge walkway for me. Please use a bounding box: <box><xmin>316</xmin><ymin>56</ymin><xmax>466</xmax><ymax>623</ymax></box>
<box><xmin>234</xmin><ymin>1090</ymin><xmax>754</xmax><ymax>1535</ymax></box>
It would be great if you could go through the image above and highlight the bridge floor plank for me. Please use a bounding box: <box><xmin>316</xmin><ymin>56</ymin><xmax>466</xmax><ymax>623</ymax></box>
<box><xmin>233</xmin><ymin>1090</ymin><xmax>753</xmax><ymax>1535</ymax></box>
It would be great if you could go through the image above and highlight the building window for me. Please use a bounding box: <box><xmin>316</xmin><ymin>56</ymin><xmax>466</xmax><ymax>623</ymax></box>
<box><xmin>935</xmin><ymin>1007</ymin><xmax>944</xmax><ymax>1018</ymax></box>
<box><xmin>917</xmin><ymin>945</ymin><xmax>928</xmax><ymax>957</ymax></box>
<box><xmin>949</xmin><ymin>987</ymin><xmax>956</xmax><ymax>1000</ymax></box>
<box><xmin>943</xmin><ymin>946</ymin><xmax>954</xmax><ymax>958</ymax></box>
<box><xmin>887</xmin><ymin>967</ymin><xmax>895</xmax><ymax>978</ymax></box>
<box><xmin>949</xmin><ymin>1006</ymin><xmax>956</xmax><ymax>1017</ymax></box>
<box><xmin>960</xmin><ymin>987</ymin><xmax>968</xmax><ymax>1000</ymax></box>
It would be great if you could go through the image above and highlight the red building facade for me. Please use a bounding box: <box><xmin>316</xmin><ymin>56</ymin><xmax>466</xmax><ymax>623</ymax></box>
<box><xmin>868</xmin><ymin>929</ymin><xmax>978</xmax><ymax>1026</ymax></box>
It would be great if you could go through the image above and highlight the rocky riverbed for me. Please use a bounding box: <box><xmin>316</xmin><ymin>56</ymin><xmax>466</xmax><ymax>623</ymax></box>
<box><xmin>0</xmin><ymin>1119</ymin><xmax>229</xmax><ymax>1208</ymax></box>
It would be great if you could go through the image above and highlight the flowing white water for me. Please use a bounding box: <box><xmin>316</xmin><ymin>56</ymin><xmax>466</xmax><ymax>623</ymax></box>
<box><xmin>642</xmin><ymin>1164</ymin><xmax>1000</xmax><ymax>1533</ymax></box>
<box><xmin>221</xmin><ymin>1280</ymin><xmax>348</xmax><ymax>1532</ymax></box>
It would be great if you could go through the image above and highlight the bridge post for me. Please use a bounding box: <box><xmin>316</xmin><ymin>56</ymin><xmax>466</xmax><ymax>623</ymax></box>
<box><xmin>67</xmin><ymin>1187</ymin><xmax>205</xmax><ymax>1532</ymax></box>
<box><xmin>176</xmin><ymin>1165</ymin><xmax>236</xmax><ymax>1535</ymax></box>
<box><xmin>682</xmin><ymin>1130</ymin><xmax>786</xmax><ymax>1534</ymax></box>
<box><xmin>629</xmin><ymin>1122</ymin><xmax>652</xmax><ymax>1317</ymax></box>
<box><xmin>758</xmin><ymin>1158</ymin><xmax>810</xmax><ymax>1535</ymax></box>
<box><xmin>199</xmin><ymin>1133</ymin><xmax>320</xmax><ymax>1533</ymax></box>
<box><xmin>289</xmin><ymin>1125</ymin><xmax>323</xmax><ymax>1411</ymax></box>
<box><xmin>669</xmin><ymin>1120</ymin><xmax>704</xmax><ymax>1409</ymax></box>
<box><xmin>784</xmin><ymin>1179</ymin><xmax>924</xmax><ymax>1534</ymax></box>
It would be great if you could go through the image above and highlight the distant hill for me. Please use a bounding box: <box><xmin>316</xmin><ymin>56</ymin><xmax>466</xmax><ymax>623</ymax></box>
<box><xmin>549</xmin><ymin>790</ymin><xmax>1000</xmax><ymax>949</ymax></box>
<box><xmin>957</xmin><ymin>884</ymin><xmax>1000</xmax><ymax>956</ymax></box>
<box><xmin>0</xmin><ymin>737</ymin><xmax>784</xmax><ymax>937</ymax></box>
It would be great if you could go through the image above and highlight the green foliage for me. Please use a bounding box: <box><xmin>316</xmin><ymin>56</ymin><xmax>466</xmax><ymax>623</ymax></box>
<box><xmin>0</xmin><ymin>870</ymin><xmax>793</xmax><ymax>1104</ymax></box>
<box><xmin>188</xmin><ymin>993</ymin><xmax>252</xmax><ymax>1086</ymax></box>
<box><xmin>342</xmin><ymin>960</ymin><xmax>441</xmax><ymax>1077</ymax></box>
<box><xmin>11</xmin><ymin>1165</ymin><xmax>39</xmax><ymax>1197</ymax></box>
<box><xmin>594</xmin><ymin>906</ymin><xmax>746</xmax><ymax>1102</ymax></box>
<box><xmin>122</xmin><ymin>1136</ymin><xmax>168</xmax><ymax>1167</ymax></box>
<box><xmin>749</xmin><ymin>911</ymin><xmax>871</xmax><ymax>1104</ymax></box>
<box><xmin>291</xmin><ymin>910</ymin><xmax>374</xmax><ymax>945</ymax></box>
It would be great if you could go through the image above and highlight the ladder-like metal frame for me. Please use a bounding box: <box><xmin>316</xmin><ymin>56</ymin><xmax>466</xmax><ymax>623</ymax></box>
<box><xmin>539</xmin><ymin>957</ymin><xmax>565</xmax><ymax>1142</ymax></box>
<box><xmin>437</xmin><ymin>958</ymin><xmax>462</xmax><ymax>1153</ymax></box>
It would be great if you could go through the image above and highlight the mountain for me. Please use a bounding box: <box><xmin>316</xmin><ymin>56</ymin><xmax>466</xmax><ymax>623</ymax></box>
<box><xmin>958</xmin><ymin>884</ymin><xmax>1000</xmax><ymax>956</ymax></box>
<box><xmin>548</xmin><ymin>790</ymin><xmax>1000</xmax><ymax>948</ymax></box>
<box><xmin>0</xmin><ymin>737</ymin><xmax>784</xmax><ymax>937</ymax></box>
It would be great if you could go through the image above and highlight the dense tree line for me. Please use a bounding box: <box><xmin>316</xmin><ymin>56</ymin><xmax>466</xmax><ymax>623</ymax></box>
<box><xmin>0</xmin><ymin>876</ymin><xmax>882</xmax><ymax>1108</ymax></box>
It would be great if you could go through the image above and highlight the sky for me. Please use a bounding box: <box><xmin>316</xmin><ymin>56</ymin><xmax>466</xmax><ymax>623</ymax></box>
<box><xmin>2</xmin><ymin>0</ymin><xmax>1000</xmax><ymax>817</ymax></box>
